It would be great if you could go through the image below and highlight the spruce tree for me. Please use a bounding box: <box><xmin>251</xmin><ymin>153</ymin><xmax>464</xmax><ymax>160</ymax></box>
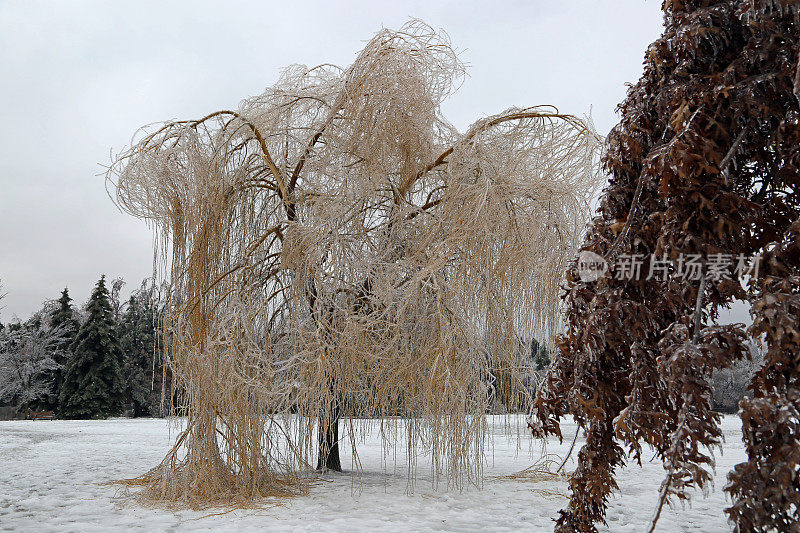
<box><xmin>119</xmin><ymin>293</ymin><xmax>160</xmax><ymax>417</ymax></box>
<box><xmin>44</xmin><ymin>288</ymin><xmax>79</xmax><ymax>411</ymax></box>
<box><xmin>59</xmin><ymin>276</ymin><xmax>125</xmax><ymax>419</ymax></box>
<box><xmin>530</xmin><ymin>338</ymin><xmax>550</xmax><ymax>372</ymax></box>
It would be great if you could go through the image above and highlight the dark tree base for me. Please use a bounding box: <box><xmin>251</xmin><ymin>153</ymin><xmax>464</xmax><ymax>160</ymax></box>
<box><xmin>316</xmin><ymin>413</ymin><xmax>342</xmax><ymax>472</ymax></box>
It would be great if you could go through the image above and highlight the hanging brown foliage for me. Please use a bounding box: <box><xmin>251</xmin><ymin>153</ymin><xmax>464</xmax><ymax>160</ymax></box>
<box><xmin>728</xmin><ymin>218</ymin><xmax>800</xmax><ymax>531</ymax></box>
<box><xmin>530</xmin><ymin>1</ymin><xmax>800</xmax><ymax>531</ymax></box>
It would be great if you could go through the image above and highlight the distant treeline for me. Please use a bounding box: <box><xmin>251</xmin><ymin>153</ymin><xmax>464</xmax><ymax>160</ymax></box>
<box><xmin>0</xmin><ymin>276</ymin><xmax>173</xmax><ymax>419</ymax></box>
<box><xmin>0</xmin><ymin>276</ymin><xmax>757</xmax><ymax>419</ymax></box>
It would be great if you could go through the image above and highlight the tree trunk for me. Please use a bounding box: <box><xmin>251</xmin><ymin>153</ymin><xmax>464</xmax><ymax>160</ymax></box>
<box><xmin>316</xmin><ymin>404</ymin><xmax>342</xmax><ymax>472</ymax></box>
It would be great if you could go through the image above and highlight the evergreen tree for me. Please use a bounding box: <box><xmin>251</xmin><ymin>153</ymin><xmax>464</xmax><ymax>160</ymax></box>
<box><xmin>59</xmin><ymin>276</ymin><xmax>125</xmax><ymax>419</ymax></box>
<box><xmin>530</xmin><ymin>338</ymin><xmax>550</xmax><ymax>372</ymax></box>
<box><xmin>43</xmin><ymin>288</ymin><xmax>79</xmax><ymax>411</ymax></box>
<box><xmin>119</xmin><ymin>291</ymin><xmax>161</xmax><ymax>417</ymax></box>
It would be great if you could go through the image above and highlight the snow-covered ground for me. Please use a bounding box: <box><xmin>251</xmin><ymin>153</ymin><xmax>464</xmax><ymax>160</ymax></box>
<box><xmin>0</xmin><ymin>415</ymin><xmax>744</xmax><ymax>532</ymax></box>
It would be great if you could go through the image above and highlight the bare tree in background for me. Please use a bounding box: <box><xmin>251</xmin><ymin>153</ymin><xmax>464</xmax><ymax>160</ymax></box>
<box><xmin>0</xmin><ymin>318</ymin><xmax>66</xmax><ymax>412</ymax></box>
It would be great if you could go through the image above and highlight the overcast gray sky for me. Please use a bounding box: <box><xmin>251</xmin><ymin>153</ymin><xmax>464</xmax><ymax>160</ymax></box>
<box><xmin>0</xmin><ymin>0</ymin><xmax>667</xmax><ymax>322</ymax></box>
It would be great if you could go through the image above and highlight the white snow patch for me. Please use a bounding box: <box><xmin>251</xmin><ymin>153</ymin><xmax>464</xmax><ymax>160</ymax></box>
<box><xmin>0</xmin><ymin>415</ymin><xmax>744</xmax><ymax>531</ymax></box>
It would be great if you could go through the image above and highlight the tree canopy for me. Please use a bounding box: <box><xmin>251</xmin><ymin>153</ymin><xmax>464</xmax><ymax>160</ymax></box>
<box><xmin>530</xmin><ymin>2</ymin><xmax>800</xmax><ymax>531</ymax></box>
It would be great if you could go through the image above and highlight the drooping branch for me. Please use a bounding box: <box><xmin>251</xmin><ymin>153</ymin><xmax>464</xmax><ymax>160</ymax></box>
<box><xmin>109</xmin><ymin>19</ymin><xmax>604</xmax><ymax>508</ymax></box>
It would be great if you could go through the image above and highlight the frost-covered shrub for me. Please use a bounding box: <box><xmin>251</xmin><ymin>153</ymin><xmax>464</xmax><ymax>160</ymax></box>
<box><xmin>0</xmin><ymin>320</ymin><xmax>66</xmax><ymax>410</ymax></box>
<box><xmin>711</xmin><ymin>342</ymin><xmax>762</xmax><ymax>414</ymax></box>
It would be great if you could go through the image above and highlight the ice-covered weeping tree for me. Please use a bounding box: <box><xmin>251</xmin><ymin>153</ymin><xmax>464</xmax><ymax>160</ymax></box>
<box><xmin>108</xmin><ymin>20</ymin><xmax>603</xmax><ymax>507</ymax></box>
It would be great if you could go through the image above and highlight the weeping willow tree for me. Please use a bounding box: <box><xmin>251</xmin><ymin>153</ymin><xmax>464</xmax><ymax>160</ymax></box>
<box><xmin>108</xmin><ymin>20</ymin><xmax>603</xmax><ymax>507</ymax></box>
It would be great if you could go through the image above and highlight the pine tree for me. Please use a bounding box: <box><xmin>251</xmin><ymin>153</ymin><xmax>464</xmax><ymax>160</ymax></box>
<box><xmin>43</xmin><ymin>288</ymin><xmax>79</xmax><ymax>411</ymax></box>
<box><xmin>119</xmin><ymin>291</ymin><xmax>161</xmax><ymax>417</ymax></box>
<box><xmin>59</xmin><ymin>276</ymin><xmax>125</xmax><ymax>419</ymax></box>
<box><xmin>530</xmin><ymin>338</ymin><xmax>550</xmax><ymax>372</ymax></box>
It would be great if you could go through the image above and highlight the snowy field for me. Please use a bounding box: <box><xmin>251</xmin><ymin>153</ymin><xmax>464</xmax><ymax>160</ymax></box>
<box><xmin>0</xmin><ymin>415</ymin><xmax>745</xmax><ymax>532</ymax></box>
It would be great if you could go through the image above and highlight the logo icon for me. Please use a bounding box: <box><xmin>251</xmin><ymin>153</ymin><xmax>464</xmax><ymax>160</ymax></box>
<box><xmin>575</xmin><ymin>250</ymin><xmax>608</xmax><ymax>282</ymax></box>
